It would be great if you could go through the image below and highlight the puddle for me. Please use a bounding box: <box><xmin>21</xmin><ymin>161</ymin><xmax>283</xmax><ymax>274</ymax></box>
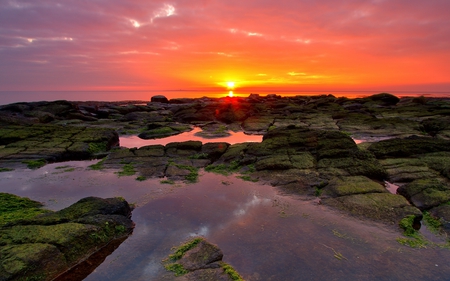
<box><xmin>1</xmin><ymin>164</ymin><xmax>450</xmax><ymax>280</ymax></box>
<box><xmin>120</xmin><ymin>127</ymin><xmax>263</xmax><ymax>148</ymax></box>
<box><xmin>384</xmin><ymin>181</ymin><xmax>399</xmax><ymax>194</ymax></box>
<box><xmin>352</xmin><ymin>135</ymin><xmax>394</xmax><ymax>144</ymax></box>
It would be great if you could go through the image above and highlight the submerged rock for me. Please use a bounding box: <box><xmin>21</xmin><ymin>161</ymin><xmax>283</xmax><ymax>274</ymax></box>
<box><xmin>0</xmin><ymin>194</ymin><xmax>134</xmax><ymax>281</ymax></box>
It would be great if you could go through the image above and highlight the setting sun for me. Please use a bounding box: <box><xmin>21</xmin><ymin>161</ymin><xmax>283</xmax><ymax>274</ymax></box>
<box><xmin>226</xmin><ymin>81</ymin><xmax>235</xmax><ymax>89</ymax></box>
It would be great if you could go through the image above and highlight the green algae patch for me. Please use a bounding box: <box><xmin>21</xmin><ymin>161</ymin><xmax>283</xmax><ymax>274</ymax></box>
<box><xmin>205</xmin><ymin>160</ymin><xmax>240</xmax><ymax>176</ymax></box>
<box><xmin>163</xmin><ymin>237</ymin><xmax>245</xmax><ymax>280</ymax></box>
<box><xmin>168</xmin><ymin>237</ymin><xmax>203</xmax><ymax>261</ymax></box>
<box><xmin>88</xmin><ymin>158</ymin><xmax>106</xmax><ymax>170</ymax></box>
<box><xmin>88</xmin><ymin>142</ymin><xmax>108</xmax><ymax>154</ymax></box>
<box><xmin>222</xmin><ymin>262</ymin><xmax>245</xmax><ymax>281</ymax></box>
<box><xmin>22</xmin><ymin>159</ymin><xmax>47</xmax><ymax>169</ymax></box>
<box><xmin>0</xmin><ymin>193</ymin><xmax>49</xmax><ymax>226</ymax></box>
<box><xmin>0</xmin><ymin>167</ymin><xmax>14</xmax><ymax>172</ymax></box>
<box><xmin>115</xmin><ymin>163</ymin><xmax>136</xmax><ymax>177</ymax></box>
<box><xmin>322</xmin><ymin>176</ymin><xmax>387</xmax><ymax>197</ymax></box>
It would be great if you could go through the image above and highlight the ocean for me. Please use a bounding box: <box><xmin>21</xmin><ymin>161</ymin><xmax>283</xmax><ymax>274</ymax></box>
<box><xmin>0</xmin><ymin>90</ymin><xmax>449</xmax><ymax>105</ymax></box>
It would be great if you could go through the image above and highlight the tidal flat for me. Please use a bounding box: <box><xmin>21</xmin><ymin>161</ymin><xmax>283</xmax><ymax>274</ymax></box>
<box><xmin>1</xmin><ymin>93</ymin><xmax>450</xmax><ymax>280</ymax></box>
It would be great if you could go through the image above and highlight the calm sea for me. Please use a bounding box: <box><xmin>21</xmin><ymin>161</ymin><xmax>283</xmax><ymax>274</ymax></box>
<box><xmin>0</xmin><ymin>90</ymin><xmax>449</xmax><ymax>105</ymax></box>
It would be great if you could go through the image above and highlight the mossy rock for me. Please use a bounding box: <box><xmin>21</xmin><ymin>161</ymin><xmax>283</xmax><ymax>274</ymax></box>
<box><xmin>380</xmin><ymin>158</ymin><xmax>440</xmax><ymax>183</ymax></box>
<box><xmin>322</xmin><ymin>193</ymin><xmax>422</xmax><ymax>224</ymax></box>
<box><xmin>419</xmin><ymin>152</ymin><xmax>450</xmax><ymax>179</ymax></box>
<box><xmin>134</xmin><ymin>145</ymin><xmax>165</xmax><ymax>157</ymax></box>
<box><xmin>138</xmin><ymin>127</ymin><xmax>177</xmax><ymax>139</ymax></box>
<box><xmin>398</xmin><ymin>178</ymin><xmax>450</xmax><ymax>210</ymax></box>
<box><xmin>241</xmin><ymin>116</ymin><xmax>274</xmax><ymax>133</ymax></box>
<box><xmin>255</xmin><ymin>155</ymin><xmax>293</xmax><ymax>171</ymax></box>
<box><xmin>164</xmin><ymin>238</ymin><xmax>242</xmax><ymax>281</ymax></box>
<box><xmin>317</xmin><ymin>154</ymin><xmax>387</xmax><ymax>181</ymax></box>
<box><xmin>368</xmin><ymin>136</ymin><xmax>450</xmax><ymax>158</ymax></box>
<box><xmin>0</xmin><ymin>193</ymin><xmax>49</xmax><ymax>226</ymax></box>
<box><xmin>322</xmin><ymin>176</ymin><xmax>387</xmax><ymax>197</ymax></box>
<box><xmin>429</xmin><ymin>205</ymin><xmax>450</xmax><ymax>234</ymax></box>
<box><xmin>0</xmin><ymin>196</ymin><xmax>134</xmax><ymax>281</ymax></box>
<box><xmin>201</xmin><ymin>142</ymin><xmax>230</xmax><ymax>162</ymax></box>
<box><xmin>290</xmin><ymin>152</ymin><xmax>316</xmax><ymax>169</ymax></box>
<box><xmin>215</xmin><ymin>143</ymin><xmax>249</xmax><ymax>164</ymax></box>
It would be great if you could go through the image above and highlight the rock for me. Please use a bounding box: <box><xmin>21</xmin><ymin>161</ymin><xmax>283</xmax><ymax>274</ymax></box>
<box><xmin>397</xmin><ymin>178</ymin><xmax>450</xmax><ymax>210</ymax></box>
<box><xmin>164</xmin><ymin>238</ymin><xmax>242</xmax><ymax>281</ymax></box>
<box><xmin>151</xmin><ymin>95</ymin><xmax>169</xmax><ymax>103</ymax></box>
<box><xmin>0</xmin><ymin>195</ymin><xmax>134</xmax><ymax>281</ymax></box>
<box><xmin>368</xmin><ymin>136</ymin><xmax>450</xmax><ymax>158</ymax></box>
<box><xmin>368</xmin><ymin>93</ymin><xmax>400</xmax><ymax>105</ymax></box>
<box><xmin>322</xmin><ymin>193</ymin><xmax>422</xmax><ymax>224</ymax></box>
<box><xmin>322</xmin><ymin>176</ymin><xmax>388</xmax><ymax>197</ymax></box>
<box><xmin>429</xmin><ymin>205</ymin><xmax>450</xmax><ymax>235</ymax></box>
<box><xmin>195</xmin><ymin>122</ymin><xmax>231</xmax><ymax>138</ymax></box>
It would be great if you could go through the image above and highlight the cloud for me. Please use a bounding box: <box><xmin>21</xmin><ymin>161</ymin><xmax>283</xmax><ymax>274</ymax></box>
<box><xmin>0</xmin><ymin>0</ymin><xmax>449</xmax><ymax>92</ymax></box>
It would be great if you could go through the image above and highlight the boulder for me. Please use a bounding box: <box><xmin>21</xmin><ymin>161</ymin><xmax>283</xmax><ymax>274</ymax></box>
<box><xmin>151</xmin><ymin>95</ymin><xmax>169</xmax><ymax>103</ymax></box>
<box><xmin>164</xmin><ymin>238</ymin><xmax>242</xmax><ymax>281</ymax></box>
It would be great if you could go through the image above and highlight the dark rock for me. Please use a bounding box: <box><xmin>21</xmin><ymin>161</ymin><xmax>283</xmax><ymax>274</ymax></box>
<box><xmin>201</xmin><ymin>142</ymin><xmax>230</xmax><ymax>161</ymax></box>
<box><xmin>368</xmin><ymin>93</ymin><xmax>400</xmax><ymax>105</ymax></box>
<box><xmin>368</xmin><ymin>136</ymin><xmax>450</xmax><ymax>158</ymax></box>
<box><xmin>151</xmin><ymin>95</ymin><xmax>169</xmax><ymax>103</ymax></box>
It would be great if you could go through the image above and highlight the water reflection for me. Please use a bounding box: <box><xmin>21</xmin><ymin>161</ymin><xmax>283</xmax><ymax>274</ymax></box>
<box><xmin>1</xmin><ymin>164</ymin><xmax>450</xmax><ymax>280</ymax></box>
<box><xmin>120</xmin><ymin>127</ymin><xmax>263</xmax><ymax>148</ymax></box>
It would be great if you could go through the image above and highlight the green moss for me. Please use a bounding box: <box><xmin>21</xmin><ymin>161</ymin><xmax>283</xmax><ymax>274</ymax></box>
<box><xmin>168</xmin><ymin>237</ymin><xmax>203</xmax><ymax>261</ymax></box>
<box><xmin>171</xmin><ymin>162</ymin><xmax>199</xmax><ymax>183</ymax></box>
<box><xmin>164</xmin><ymin>263</ymin><xmax>188</xmax><ymax>276</ymax></box>
<box><xmin>88</xmin><ymin>142</ymin><xmax>108</xmax><ymax>154</ymax></box>
<box><xmin>222</xmin><ymin>263</ymin><xmax>245</xmax><ymax>281</ymax></box>
<box><xmin>188</xmin><ymin>153</ymin><xmax>208</xmax><ymax>159</ymax></box>
<box><xmin>205</xmin><ymin>160</ymin><xmax>241</xmax><ymax>176</ymax></box>
<box><xmin>160</xmin><ymin>179</ymin><xmax>175</xmax><ymax>184</ymax></box>
<box><xmin>0</xmin><ymin>167</ymin><xmax>14</xmax><ymax>172</ymax></box>
<box><xmin>399</xmin><ymin>215</ymin><xmax>420</xmax><ymax>237</ymax></box>
<box><xmin>135</xmin><ymin>176</ymin><xmax>146</xmax><ymax>181</ymax></box>
<box><xmin>88</xmin><ymin>158</ymin><xmax>106</xmax><ymax>170</ymax></box>
<box><xmin>115</xmin><ymin>164</ymin><xmax>136</xmax><ymax>177</ymax></box>
<box><xmin>237</xmin><ymin>175</ymin><xmax>258</xmax><ymax>182</ymax></box>
<box><xmin>0</xmin><ymin>193</ymin><xmax>49</xmax><ymax>226</ymax></box>
<box><xmin>22</xmin><ymin>159</ymin><xmax>46</xmax><ymax>169</ymax></box>
<box><xmin>397</xmin><ymin>215</ymin><xmax>428</xmax><ymax>248</ymax></box>
<box><xmin>423</xmin><ymin>211</ymin><xmax>443</xmax><ymax>234</ymax></box>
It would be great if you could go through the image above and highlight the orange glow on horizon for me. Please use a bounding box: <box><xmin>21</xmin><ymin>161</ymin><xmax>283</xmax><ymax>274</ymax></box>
<box><xmin>0</xmin><ymin>1</ymin><xmax>449</xmax><ymax>94</ymax></box>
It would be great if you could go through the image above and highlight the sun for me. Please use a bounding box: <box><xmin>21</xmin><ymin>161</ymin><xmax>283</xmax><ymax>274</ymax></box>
<box><xmin>226</xmin><ymin>81</ymin><xmax>235</xmax><ymax>89</ymax></box>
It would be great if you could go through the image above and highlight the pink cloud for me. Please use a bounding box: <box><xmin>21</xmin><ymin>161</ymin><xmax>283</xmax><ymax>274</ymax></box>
<box><xmin>0</xmin><ymin>0</ymin><xmax>449</xmax><ymax>92</ymax></box>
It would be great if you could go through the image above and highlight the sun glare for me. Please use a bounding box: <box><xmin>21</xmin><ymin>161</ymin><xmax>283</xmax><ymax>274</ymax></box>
<box><xmin>226</xmin><ymin>81</ymin><xmax>235</xmax><ymax>89</ymax></box>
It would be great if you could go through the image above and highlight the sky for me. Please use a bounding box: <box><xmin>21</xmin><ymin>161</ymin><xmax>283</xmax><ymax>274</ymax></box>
<box><xmin>1</xmin><ymin>0</ymin><xmax>450</xmax><ymax>94</ymax></box>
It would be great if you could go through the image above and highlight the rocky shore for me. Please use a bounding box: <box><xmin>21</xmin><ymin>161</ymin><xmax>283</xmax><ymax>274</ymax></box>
<box><xmin>1</xmin><ymin>93</ymin><xmax>450</xmax><ymax>278</ymax></box>
<box><xmin>0</xmin><ymin>194</ymin><xmax>134</xmax><ymax>281</ymax></box>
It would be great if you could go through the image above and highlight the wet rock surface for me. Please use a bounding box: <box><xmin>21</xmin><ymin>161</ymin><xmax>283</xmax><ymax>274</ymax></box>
<box><xmin>0</xmin><ymin>194</ymin><xmax>134</xmax><ymax>281</ymax></box>
<box><xmin>1</xmin><ymin>94</ymin><xmax>450</xmax><ymax>236</ymax></box>
<box><xmin>163</xmin><ymin>238</ymin><xmax>243</xmax><ymax>281</ymax></box>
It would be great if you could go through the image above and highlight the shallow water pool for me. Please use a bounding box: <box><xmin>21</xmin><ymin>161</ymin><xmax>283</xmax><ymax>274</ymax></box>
<box><xmin>1</xmin><ymin>162</ymin><xmax>450</xmax><ymax>280</ymax></box>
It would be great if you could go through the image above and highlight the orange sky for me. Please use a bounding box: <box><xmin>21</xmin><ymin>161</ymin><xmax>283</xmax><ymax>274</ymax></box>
<box><xmin>0</xmin><ymin>0</ymin><xmax>449</xmax><ymax>94</ymax></box>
